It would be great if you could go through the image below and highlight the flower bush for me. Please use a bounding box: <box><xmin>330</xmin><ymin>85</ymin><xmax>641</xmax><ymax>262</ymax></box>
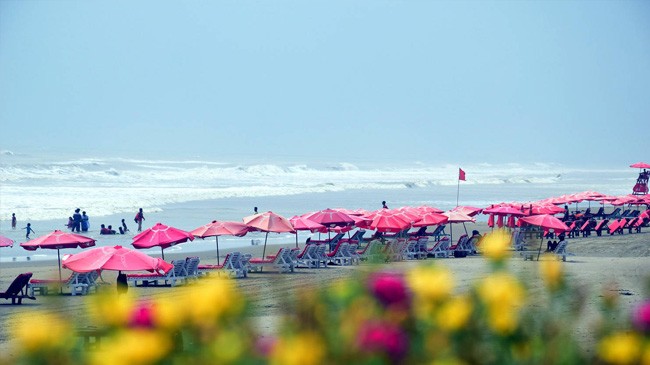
<box><xmin>4</xmin><ymin>229</ymin><xmax>650</xmax><ymax>364</ymax></box>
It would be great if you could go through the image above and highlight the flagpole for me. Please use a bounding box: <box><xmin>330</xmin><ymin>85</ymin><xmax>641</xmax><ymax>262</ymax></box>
<box><xmin>456</xmin><ymin>178</ymin><xmax>460</xmax><ymax>207</ymax></box>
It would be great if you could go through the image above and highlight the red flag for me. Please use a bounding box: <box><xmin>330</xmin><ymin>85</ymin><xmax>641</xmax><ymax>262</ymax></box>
<box><xmin>459</xmin><ymin>168</ymin><xmax>466</xmax><ymax>181</ymax></box>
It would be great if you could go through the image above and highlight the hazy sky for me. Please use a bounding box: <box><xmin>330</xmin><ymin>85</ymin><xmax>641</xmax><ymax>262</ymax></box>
<box><xmin>1</xmin><ymin>1</ymin><xmax>648</xmax><ymax>165</ymax></box>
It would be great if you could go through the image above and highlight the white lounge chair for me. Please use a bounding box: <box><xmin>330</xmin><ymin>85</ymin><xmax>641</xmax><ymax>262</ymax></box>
<box><xmin>127</xmin><ymin>259</ymin><xmax>186</xmax><ymax>287</ymax></box>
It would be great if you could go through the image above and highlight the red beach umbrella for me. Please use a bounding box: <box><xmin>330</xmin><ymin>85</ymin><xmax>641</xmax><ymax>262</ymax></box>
<box><xmin>442</xmin><ymin>211</ymin><xmax>476</xmax><ymax>244</ymax></box>
<box><xmin>304</xmin><ymin>208</ymin><xmax>355</xmax><ymax>228</ymax></box>
<box><xmin>520</xmin><ymin>214</ymin><xmax>570</xmax><ymax>260</ymax></box>
<box><xmin>368</xmin><ymin>210</ymin><xmax>412</xmax><ymax>233</ymax></box>
<box><xmin>0</xmin><ymin>235</ymin><xmax>13</xmax><ymax>248</ymax></box>
<box><xmin>483</xmin><ymin>206</ymin><xmax>525</xmax><ymax>216</ymax></box>
<box><xmin>243</xmin><ymin>211</ymin><xmax>295</xmax><ymax>260</ymax></box>
<box><xmin>62</xmin><ymin>245</ymin><xmax>173</xmax><ymax>274</ymax></box>
<box><xmin>21</xmin><ymin>230</ymin><xmax>96</xmax><ymax>282</ymax></box>
<box><xmin>132</xmin><ymin>223</ymin><xmax>194</xmax><ymax>260</ymax></box>
<box><xmin>487</xmin><ymin>214</ymin><xmax>495</xmax><ymax>228</ymax></box>
<box><xmin>190</xmin><ymin>220</ymin><xmax>249</xmax><ymax>263</ymax></box>
<box><xmin>290</xmin><ymin>215</ymin><xmax>327</xmax><ymax>248</ymax></box>
<box><xmin>630</xmin><ymin>162</ymin><xmax>650</xmax><ymax>169</ymax></box>
<box><xmin>451</xmin><ymin>206</ymin><xmax>483</xmax><ymax>217</ymax></box>
<box><xmin>496</xmin><ymin>215</ymin><xmax>504</xmax><ymax>228</ymax></box>
<box><xmin>412</xmin><ymin>212</ymin><xmax>448</xmax><ymax>227</ymax></box>
<box><xmin>506</xmin><ymin>215</ymin><xmax>516</xmax><ymax>228</ymax></box>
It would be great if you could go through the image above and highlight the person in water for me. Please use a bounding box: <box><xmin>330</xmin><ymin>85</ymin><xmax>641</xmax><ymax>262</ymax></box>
<box><xmin>23</xmin><ymin>223</ymin><xmax>35</xmax><ymax>239</ymax></box>
<box><xmin>81</xmin><ymin>211</ymin><xmax>90</xmax><ymax>232</ymax></box>
<box><xmin>135</xmin><ymin>208</ymin><xmax>145</xmax><ymax>232</ymax></box>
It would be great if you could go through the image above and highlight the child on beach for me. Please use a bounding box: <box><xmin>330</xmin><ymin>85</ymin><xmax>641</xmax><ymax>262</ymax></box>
<box><xmin>134</xmin><ymin>208</ymin><xmax>145</xmax><ymax>232</ymax></box>
<box><xmin>23</xmin><ymin>223</ymin><xmax>34</xmax><ymax>239</ymax></box>
<box><xmin>11</xmin><ymin>213</ymin><xmax>16</xmax><ymax>229</ymax></box>
<box><xmin>121</xmin><ymin>219</ymin><xmax>129</xmax><ymax>234</ymax></box>
<box><xmin>66</xmin><ymin>217</ymin><xmax>74</xmax><ymax>230</ymax></box>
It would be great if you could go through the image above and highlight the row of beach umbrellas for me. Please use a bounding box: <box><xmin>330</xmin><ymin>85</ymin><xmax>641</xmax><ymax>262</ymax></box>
<box><xmin>4</xmin><ymin>191</ymin><xmax>648</xmax><ymax>278</ymax></box>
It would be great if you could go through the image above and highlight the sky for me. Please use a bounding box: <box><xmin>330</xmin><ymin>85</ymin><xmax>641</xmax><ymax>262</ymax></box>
<box><xmin>1</xmin><ymin>0</ymin><xmax>648</xmax><ymax>166</ymax></box>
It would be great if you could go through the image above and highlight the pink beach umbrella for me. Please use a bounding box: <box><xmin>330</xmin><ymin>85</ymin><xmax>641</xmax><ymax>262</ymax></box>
<box><xmin>189</xmin><ymin>220</ymin><xmax>249</xmax><ymax>264</ymax></box>
<box><xmin>496</xmin><ymin>215</ymin><xmax>504</xmax><ymax>228</ymax></box>
<box><xmin>243</xmin><ymin>211</ymin><xmax>295</xmax><ymax>260</ymax></box>
<box><xmin>412</xmin><ymin>212</ymin><xmax>448</xmax><ymax>227</ymax></box>
<box><xmin>451</xmin><ymin>206</ymin><xmax>483</xmax><ymax>217</ymax></box>
<box><xmin>0</xmin><ymin>235</ymin><xmax>13</xmax><ymax>248</ymax></box>
<box><xmin>132</xmin><ymin>223</ymin><xmax>195</xmax><ymax>260</ymax></box>
<box><xmin>520</xmin><ymin>214</ymin><xmax>570</xmax><ymax>260</ymax></box>
<box><xmin>62</xmin><ymin>245</ymin><xmax>173</xmax><ymax>274</ymax></box>
<box><xmin>290</xmin><ymin>216</ymin><xmax>326</xmax><ymax>248</ymax></box>
<box><xmin>367</xmin><ymin>209</ymin><xmax>412</xmax><ymax>233</ymax></box>
<box><xmin>487</xmin><ymin>214</ymin><xmax>495</xmax><ymax>228</ymax></box>
<box><xmin>506</xmin><ymin>215</ymin><xmax>516</xmax><ymax>228</ymax></box>
<box><xmin>21</xmin><ymin>230</ymin><xmax>96</xmax><ymax>282</ymax></box>
<box><xmin>630</xmin><ymin>162</ymin><xmax>650</xmax><ymax>169</ymax></box>
<box><xmin>303</xmin><ymin>208</ymin><xmax>355</xmax><ymax>229</ymax></box>
<box><xmin>442</xmin><ymin>211</ymin><xmax>476</xmax><ymax>245</ymax></box>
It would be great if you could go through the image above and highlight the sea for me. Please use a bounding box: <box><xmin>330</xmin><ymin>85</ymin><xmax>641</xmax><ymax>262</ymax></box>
<box><xmin>0</xmin><ymin>150</ymin><xmax>637</xmax><ymax>262</ymax></box>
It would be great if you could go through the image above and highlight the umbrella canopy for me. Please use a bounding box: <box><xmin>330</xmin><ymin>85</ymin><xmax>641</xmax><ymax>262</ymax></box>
<box><xmin>243</xmin><ymin>211</ymin><xmax>295</xmax><ymax>259</ymax></box>
<box><xmin>289</xmin><ymin>216</ymin><xmax>326</xmax><ymax>233</ymax></box>
<box><xmin>189</xmin><ymin>220</ymin><xmax>249</xmax><ymax>263</ymax></box>
<box><xmin>0</xmin><ymin>235</ymin><xmax>14</xmax><ymax>248</ymax></box>
<box><xmin>483</xmin><ymin>206</ymin><xmax>525</xmax><ymax>216</ymax></box>
<box><xmin>132</xmin><ymin>223</ymin><xmax>194</xmax><ymax>259</ymax></box>
<box><xmin>520</xmin><ymin>214</ymin><xmax>570</xmax><ymax>260</ymax></box>
<box><xmin>368</xmin><ymin>210</ymin><xmax>412</xmax><ymax>233</ymax></box>
<box><xmin>451</xmin><ymin>206</ymin><xmax>483</xmax><ymax>217</ymax></box>
<box><xmin>62</xmin><ymin>245</ymin><xmax>173</xmax><ymax>274</ymax></box>
<box><xmin>303</xmin><ymin>208</ymin><xmax>355</xmax><ymax>228</ymax></box>
<box><xmin>412</xmin><ymin>212</ymin><xmax>448</xmax><ymax>227</ymax></box>
<box><xmin>21</xmin><ymin>230</ymin><xmax>96</xmax><ymax>282</ymax></box>
<box><xmin>630</xmin><ymin>162</ymin><xmax>650</xmax><ymax>169</ymax></box>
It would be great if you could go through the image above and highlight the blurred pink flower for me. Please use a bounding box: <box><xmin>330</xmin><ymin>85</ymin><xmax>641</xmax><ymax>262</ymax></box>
<box><xmin>369</xmin><ymin>272</ymin><xmax>410</xmax><ymax>309</ymax></box>
<box><xmin>358</xmin><ymin>321</ymin><xmax>408</xmax><ymax>362</ymax></box>
<box><xmin>632</xmin><ymin>300</ymin><xmax>650</xmax><ymax>333</ymax></box>
<box><xmin>129</xmin><ymin>302</ymin><xmax>156</xmax><ymax>328</ymax></box>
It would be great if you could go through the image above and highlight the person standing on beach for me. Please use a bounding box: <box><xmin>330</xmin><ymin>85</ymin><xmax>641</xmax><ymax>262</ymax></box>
<box><xmin>254</xmin><ymin>207</ymin><xmax>258</xmax><ymax>214</ymax></box>
<box><xmin>135</xmin><ymin>208</ymin><xmax>145</xmax><ymax>232</ymax></box>
<box><xmin>81</xmin><ymin>211</ymin><xmax>90</xmax><ymax>232</ymax></box>
<box><xmin>72</xmin><ymin>208</ymin><xmax>82</xmax><ymax>232</ymax></box>
<box><xmin>23</xmin><ymin>223</ymin><xmax>35</xmax><ymax>239</ymax></box>
<box><xmin>11</xmin><ymin>213</ymin><xmax>16</xmax><ymax>229</ymax></box>
<box><xmin>382</xmin><ymin>201</ymin><xmax>389</xmax><ymax>209</ymax></box>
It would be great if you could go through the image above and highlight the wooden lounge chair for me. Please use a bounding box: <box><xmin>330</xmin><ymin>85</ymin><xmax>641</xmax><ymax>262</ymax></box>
<box><xmin>426</xmin><ymin>236</ymin><xmax>451</xmax><ymax>258</ymax></box>
<box><xmin>1</xmin><ymin>273</ymin><xmax>36</xmax><ymax>304</ymax></box>
<box><xmin>249</xmin><ymin>248</ymin><xmax>293</xmax><ymax>273</ymax></box>
<box><xmin>326</xmin><ymin>241</ymin><xmax>353</xmax><ymax>265</ymax></box>
<box><xmin>594</xmin><ymin>219</ymin><xmax>609</xmax><ymax>236</ymax></box>
<box><xmin>127</xmin><ymin>259</ymin><xmax>186</xmax><ymax>287</ymax></box>
<box><xmin>604</xmin><ymin>208</ymin><xmax>621</xmax><ymax>220</ymax></box>
<box><xmin>29</xmin><ymin>272</ymin><xmax>92</xmax><ymax>296</ymax></box>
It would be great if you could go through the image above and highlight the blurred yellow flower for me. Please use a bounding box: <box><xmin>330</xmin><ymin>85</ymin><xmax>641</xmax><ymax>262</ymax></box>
<box><xmin>539</xmin><ymin>255</ymin><xmax>563</xmax><ymax>290</ymax></box>
<box><xmin>152</xmin><ymin>294</ymin><xmax>183</xmax><ymax>330</ymax></box>
<box><xmin>270</xmin><ymin>332</ymin><xmax>325</xmax><ymax>365</ymax></box>
<box><xmin>87</xmin><ymin>291</ymin><xmax>135</xmax><ymax>327</ymax></box>
<box><xmin>598</xmin><ymin>332</ymin><xmax>641</xmax><ymax>365</ymax></box>
<box><xmin>11</xmin><ymin>311</ymin><xmax>71</xmax><ymax>352</ymax></box>
<box><xmin>211</xmin><ymin>330</ymin><xmax>246</xmax><ymax>363</ymax></box>
<box><xmin>407</xmin><ymin>265</ymin><xmax>454</xmax><ymax>302</ymax></box>
<box><xmin>480</xmin><ymin>229</ymin><xmax>512</xmax><ymax>261</ymax></box>
<box><xmin>181</xmin><ymin>276</ymin><xmax>243</xmax><ymax>326</ymax></box>
<box><xmin>436</xmin><ymin>295</ymin><xmax>472</xmax><ymax>331</ymax></box>
<box><xmin>477</xmin><ymin>272</ymin><xmax>525</xmax><ymax>334</ymax></box>
<box><xmin>89</xmin><ymin>329</ymin><xmax>171</xmax><ymax>365</ymax></box>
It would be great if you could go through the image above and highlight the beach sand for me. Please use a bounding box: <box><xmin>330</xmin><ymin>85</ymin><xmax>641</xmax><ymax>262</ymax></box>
<box><xmin>0</xmin><ymin>224</ymin><xmax>648</xmax><ymax>360</ymax></box>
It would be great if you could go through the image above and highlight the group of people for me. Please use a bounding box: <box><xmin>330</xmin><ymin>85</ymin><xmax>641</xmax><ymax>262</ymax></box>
<box><xmin>65</xmin><ymin>209</ymin><xmax>90</xmax><ymax>232</ymax></box>
<box><xmin>100</xmin><ymin>219</ymin><xmax>130</xmax><ymax>235</ymax></box>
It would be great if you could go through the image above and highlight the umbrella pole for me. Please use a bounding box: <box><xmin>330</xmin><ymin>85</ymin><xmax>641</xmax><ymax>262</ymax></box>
<box><xmin>295</xmin><ymin>233</ymin><xmax>298</xmax><ymax>248</ymax></box>
<box><xmin>216</xmin><ymin>236</ymin><xmax>220</xmax><ymax>264</ymax></box>
<box><xmin>537</xmin><ymin>236</ymin><xmax>543</xmax><ymax>261</ymax></box>
<box><xmin>58</xmin><ymin>249</ymin><xmax>63</xmax><ymax>294</ymax></box>
<box><xmin>261</xmin><ymin>232</ymin><xmax>269</xmax><ymax>273</ymax></box>
<box><xmin>161</xmin><ymin>247</ymin><xmax>165</xmax><ymax>261</ymax></box>
<box><xmin>462</xmin><ymin>222</ymin><xmax>467</xmax><ymax>235</ymax></box>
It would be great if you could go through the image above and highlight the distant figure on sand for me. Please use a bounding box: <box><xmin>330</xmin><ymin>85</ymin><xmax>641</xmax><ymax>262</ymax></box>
<box><xmin>23</xmin><ymin>223</ymin><xmax>34</xmax><ymax>239</ymax></box>
<box><xmin>11</xmin><ymin>213</ymin><xmax>16</xmax><ymax>229</ymax></box>
<box><xmin>382</xmin><ymin>201</ymin><xmax>388</xmax><ymax>209</ymax></box>
<box><xmin>254</xmin><ymin>207</ymin><xmax>258</xmax><ymax>214</ymax></box>
<box><xmin>81</xmin><ymin>211</ymin><xmax>90</xmax><ymax>232</ymax></box>
<box><xmin>72</xmin><ymin>208</ymin><xmax>82</xmax><ymax>232</ymax></box>
<box><xmin>135</xmin><ymin>208</ymin><xmax>145</xmax><ymax>232</ymax></box>
<box><xmin>116</xmin><ymin>272</ymin><xmax>128</xmax><ymax>294</ymax></box>
<box><xmin>121</xmin><ymin>219</ymin><xmax>129</xmax><ymax>234</ymax></box>
<box><xmin>66</xmin><ymin>217</ymin><xmax>74</xmax><ymax>230</ymax></box>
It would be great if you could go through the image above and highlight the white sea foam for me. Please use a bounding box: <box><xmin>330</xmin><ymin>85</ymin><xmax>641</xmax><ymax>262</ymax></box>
<box><xmin>0</xmin><ymin>153</ymin><xmax>633</xmax><ymax>222</ymax></box>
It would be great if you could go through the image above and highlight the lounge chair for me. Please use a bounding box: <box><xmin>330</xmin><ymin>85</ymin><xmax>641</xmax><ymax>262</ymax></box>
<box><xmin>594</xmin><ymin>219</ymin><xmax>609</xmax><ymax>236</ymax></box>
<box><xmin>620</xmin><ymin>209</ymin><xmax>631</xmax><ymax>219</ymax></box>
<box><xmin>199</xmin><ymin>252</ymin><xmax>239</xmax><ymax>278</ymax></box>
<box><xmin>591</xmin><ymin>207</ymin><xmax>605</xmax><ymax>219</ymax></box>
<box><xmin>448</xmin><ymin>234</ymin><xmax>469</xmax><ymax>256</ymax></box>
<box><xmin>249</xmin><ymin>248</ymin><xmax>293</xmax><ymax>273</ymax></box>
<box><xmin>603</xmin><ymin>208</ymin><xmax>621</xmax><ymax>220</ymax></box>
<box><xmin>326</xmin><ymin>241</ymin><xmax>353</xmax><ymax>265</ymax></box>
<box><xmin>184</xmin><ymin>257</ymin><xmax>200</xmax><ymax>281</ymax></box>
<box><xmin>29</xmin><ymin>272</ymin><xmax>93</xmax><ymax>296</ymax></box>
<box><xmin>357</xmin><ymin>240</ymin><xmax>386</xmax><ymax>262</ymax></box>
<box><xmin>426</xmin><ymin>236</ymin><xmax>451</xmax><ymax>258</ymax></box>
<box><xmin>430</xmin><ymin>225</ymin><xmax>448</xmax><ymax>241</ymax></box>
<box><xmin>127</xmin><ymin>259</ymin><xmax>186</xmax><ymax>287</ymax></box>
<box><xmin>552</xmin><ymin>240</ymin><xmax>572</xmax><ymax>262</ymax></box>
<box><xmin>1</xmin><ymin>273</ymin><xmax>35</xmax><ymax>304</ymax></box>
<box><xmin>310</xmin><ymin>233</ymin><xmax>345</xmax><ymax>252</ymax></box>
